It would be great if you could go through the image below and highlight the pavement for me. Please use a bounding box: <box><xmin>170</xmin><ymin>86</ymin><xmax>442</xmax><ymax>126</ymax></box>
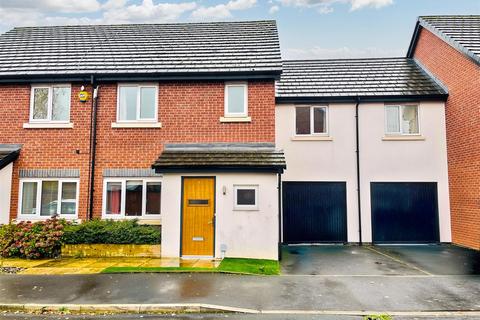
<box><xmin>1</xmin><ymin>258</ymin><xmax>219</xmax><ymax>275</ymax></box>
<box><xmin>0</xmin><ymin>244</ymin><xmax>479</xmax><ymax>318</ymax></box>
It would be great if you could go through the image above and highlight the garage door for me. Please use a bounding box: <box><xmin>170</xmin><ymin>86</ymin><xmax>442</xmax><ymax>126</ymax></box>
<box><xmin>282</xmin><ymin>182</ymin><xmax>347</xmax><ymax>243</ymax></box>
<box><xmin>371</xmin><ymin>182</ymin><xmax>439</xmax><ymax>243</ymax></box>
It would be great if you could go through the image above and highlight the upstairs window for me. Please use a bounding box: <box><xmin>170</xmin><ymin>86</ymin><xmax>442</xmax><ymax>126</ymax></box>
<box><xmin>385</xmin><ymin>105</ymin><xmax>419</xmax><ymax>135</ymax></box>
<box><xmin>30</xmin><ymin>85</ymin><xmax>71</xmax><ymax>123</ymax></box>
<box><xmin>117</xmin><ymin>84</ymin><xmax>158</xmax><ymax>122</ymax></box>
<box><xmin>295</xmin><ymin>106</ymin><xmax>328</xmax><ymax>135</ymax></box>
<box><xmin>225</xmin><ymin>82</ymin><xmax>248</xmax><ymax>117</ymax></box>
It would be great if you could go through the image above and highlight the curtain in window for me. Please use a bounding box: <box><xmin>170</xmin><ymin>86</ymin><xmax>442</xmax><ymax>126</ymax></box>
<box><xmin>146</xmin><ymin>182</ymin><xmax>161</xmax><ymax>215</ymax></box>
<box><xmin>313</xmin><ymin>107</ymin><xmax>326</xmax><ymax>133</ymax></box>
<box><xmin>295</xmin><ymin>107</ymin><xmax>310</xmax><ymax>134</ymax></box>
<box><xmin>106</xmin><ymin>182</ymin><xmax>122</xmax><ymax>215</ymax></box>
<box><xmin>33</xmin><ymin>88</ymin><xmax>49</xmax><ymax>120</ymax></box>
<box><xmin>140</xmin><ymin>87</ymin><xmax>156</xmax><ymax>119</ymax></box>
<box><xmin>52</xmin><ymin>87</ymin><xmax>71</xmax><ymax>121</ymax></box>
<box><xmin>125</xmin><ymin>181</ymin><xmax>142</xmax><ymax>216</ymax></box>
<box><xmin>119</xmin><ymin>87</ymin><xmax>138</xmax><ymax>121</ymax></box>
<box><xmin>386</xmin><ymin>106</ymin><xmax>400</xmax><ymax>133</ymax></box>
<box><xmin>60</xmin><ymin>182</ymin><xmax>77</xmax><ymax>215</ymax></box>
<box><xmin>402</xmin><ymin>105</ymin><xmax>419</xmax><ymax>134</ymax></box>
<box><xmin>227</xmin><ymin>86</ymin><xmax>245</xmax><ymax>114</ymax></box>
<box><xmin>21</xmin><ymin>182</ymin><xmax>37</xmax><ymax>215</ymax></box>
<box><xmin>40</xmin><ymin>181</ymin><xmax>58</xmax><ymax>216</ymax></box>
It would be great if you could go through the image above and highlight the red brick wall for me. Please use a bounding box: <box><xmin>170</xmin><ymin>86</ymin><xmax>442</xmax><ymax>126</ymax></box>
<box><xmin>0</xmin><ymin>80</ymin><xmax>275</xmax><ymax>220</ymax></box>
<box><xmin>413</xmin><ymin>28</ymin><xmax>480</xmax><ymax>250</ymax></box>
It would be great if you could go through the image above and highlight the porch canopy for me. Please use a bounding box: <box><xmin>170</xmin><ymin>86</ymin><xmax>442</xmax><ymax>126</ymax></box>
<box><xmin>152</xmin><ymin>143</ymin><xmax>286</xmax><ymax>173</ymax></box>
<box><xmin>0</xmin><ymin>144</ymin><xmax>21</xmax><ymax>170</ymax></box>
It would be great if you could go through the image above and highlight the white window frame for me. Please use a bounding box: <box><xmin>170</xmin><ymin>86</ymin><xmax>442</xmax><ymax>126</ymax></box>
<box><xmin>233</xmin><ymin>185</ymin><xmax>259</xmax><ymax>211</ymax></box>
<box><xmin>295</xmin><ymin>105</ymin><xmax>329</xmax><ymax>136</ymax></box>
<box><xmin>224</xmin><ymin>82</ymin><xmax>248</xmax><ymax>118</ymax></box>
<box><xmin>116</xmin><ymin>83</ymin><xmax>159</xmax><ymax>123</ymax></box>
<box><xmin>102</xmin><ymin>178</ymin><xmax>162</xmax><ymax>219</ymax></box>
<box><xmin>29</xmin><ymin>84</ymin><xmax>71</xmax><ymax>123</ymax></box>
<box><xmin>18</xmin><ymin>178</ymin><xmax>79</xmax><ymax>220</ymax></box>
<box><xmin>384</xmin><ymin>104</ymin><xmax>420</xmax><ymax>136</ymax></box>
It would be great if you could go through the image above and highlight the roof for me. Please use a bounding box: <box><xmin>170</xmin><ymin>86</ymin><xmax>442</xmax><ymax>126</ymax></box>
<box><xmin>0</xmin><ymin>20</ymin><xmax>282</xmax><ymax>82</ymax></box>
<box><xmin>0</xmin><ymin>144</ymin><xmax>21</xmax><ymax>170</ymax></box>
<box><xmin>407</xmin><ymin>15</ymin><xmax>480</xmax><ymax>66</ymax></box>
<box><xmin>152</xmin><ymin>143</ymin><xmax>286</xmax><ymax>173</ymax></box>
<box><xmin>276</xmin><ymin>58</ymin><xmax>448</xmax><ymax>103</ymax></box>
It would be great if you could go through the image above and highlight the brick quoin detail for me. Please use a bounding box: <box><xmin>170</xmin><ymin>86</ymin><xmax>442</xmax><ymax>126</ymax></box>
<box><xmin>413</xmin><ymin>28</ymin><xmax>480</xmax><ymax>250</ymax></box>
<box><xmin>0</xmin><ymin>80</ymin><xmax>276</xmax><ymax>221</ymax></box>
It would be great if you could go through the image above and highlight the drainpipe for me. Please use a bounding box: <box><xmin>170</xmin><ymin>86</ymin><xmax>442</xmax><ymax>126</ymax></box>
<box><xmin>355</xmin><ymin>97</ymin><xmax>362</xmax><ymax>245</ymax></box>
<box><xmin>277</xmin><ymin>172</ymin><xmax>282</xmax><ymax>260</ymax></box>
<box><xmin>87</xmin><ymin>76</ymin><xmax>99</xmax><ymax>220</ymax></box>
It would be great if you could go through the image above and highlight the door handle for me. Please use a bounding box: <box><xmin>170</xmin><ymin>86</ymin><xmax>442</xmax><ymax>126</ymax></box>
<box><xmin>208</xmin><ymin>216</ymin><xmax>216</xmax><ymax>225</ymax></box>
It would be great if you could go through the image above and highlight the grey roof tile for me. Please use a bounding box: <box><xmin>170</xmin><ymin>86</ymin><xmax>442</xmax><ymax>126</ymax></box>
<box><xmin>276</xmin><ymin>58</ymin><xmax>447</xmax><ymax>100</ymax></box>
<box><xmin>0</xmin><ymin>21</ymin><xmax>282</xmax><ymax>78</ymax></box>
<box><xmin>418</xmin><ymin>15</ymin><xmax>480</xmax><ymax>64</ymax></box>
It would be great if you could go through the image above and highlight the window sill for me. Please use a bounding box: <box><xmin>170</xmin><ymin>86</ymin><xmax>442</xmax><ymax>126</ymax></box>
<box><xmin>291</xmin><ymin>136</ymin><xmax>332</xmax><ymax>141</ymax></box>
<box><xmin>382</xmin><ymin>135</ymin><xmax>425</xmax><ymax>141</ymax></box>
<box><xmin>101</xmin><ymin>216</ymin><xmax>161</xmax><ymax>224</ymax></box>
<box><xmin>23</xmin><ymin>123</ymin><xmax>74</xmax><ymax>129</ymax></box>
<box><xmin>219</xmin><ymin>116</ymin><xmax>251</xmax><ymax>123</ymax></box>
<box><xmin>111</xmin><ymin>122</ymin><xmax>162</xmax><ymax>128</ymax></box>
<box><xmin>15</xmin><ymin>216</ymin><xmax>79</xmax><ymax>222</ymax></box>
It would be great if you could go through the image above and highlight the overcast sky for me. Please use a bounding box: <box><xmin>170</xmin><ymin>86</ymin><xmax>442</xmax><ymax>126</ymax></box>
<box><xmin>0</xmin><ymin>0</ymin><xmax>479</xmax><ymax>59</ymax></box>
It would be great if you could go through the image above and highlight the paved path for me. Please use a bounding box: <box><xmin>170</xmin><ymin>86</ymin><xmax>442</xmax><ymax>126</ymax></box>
<box><xmin>0</xmin><ymin>273</ymin><xmax>479</xmax><ymax>313</ymax></box>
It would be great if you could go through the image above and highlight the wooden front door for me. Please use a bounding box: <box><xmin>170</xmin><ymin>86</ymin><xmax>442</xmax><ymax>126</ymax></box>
<box><xmin>181</xmin><ymin>177</ymin><xmax>215</xmax><ymax>257</ymax></box>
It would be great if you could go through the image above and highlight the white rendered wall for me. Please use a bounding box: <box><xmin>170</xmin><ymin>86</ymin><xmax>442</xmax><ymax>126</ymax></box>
<box><xmin>0</xmin><ymin>163</ymin><xmax>13</xmax><ymax>224</ymax></box>
<box><xmin>276</xmin><ymin>101</ymin><xmax>451</xmax><ymax>243</ymax></box>
<box><xmin>161</xmin><ymin>172</ymin><xmax>279</xmax><ymax>260</ymax></box>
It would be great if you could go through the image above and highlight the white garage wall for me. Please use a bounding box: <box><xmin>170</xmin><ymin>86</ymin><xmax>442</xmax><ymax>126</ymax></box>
<box><xmin>161</xmin><ymin>172</ymin><xmax>279</xmax><ymax>260</ymax></box>
<box><xmin>0</xmin><ymin>163</ymin><xmax>13</xmax><ymax>224</ymax></box>
<box><xmin>276</xmin><ymin>101</ymin><xmax>451</xmax><ymax>243</ymax></box>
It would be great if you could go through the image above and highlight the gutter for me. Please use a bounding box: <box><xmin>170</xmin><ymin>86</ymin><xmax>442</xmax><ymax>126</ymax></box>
<box><xmin>355</xmin><ymin>97</ymin><xmax>362</xmax><ymax>245</ymax></box>
<box><xmin>87</xmin><ymin>76</ymin><xmax>99</xmax><ymax>220</ymax></box>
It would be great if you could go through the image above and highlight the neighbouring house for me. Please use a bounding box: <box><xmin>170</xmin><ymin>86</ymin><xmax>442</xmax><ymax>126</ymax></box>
<box><xmin>0</xmin><ymin>21</ymin><xmax>285</xmax><ymax>260</ymax></box>
<box><xmin>407</xmin><ymin>15</ymin><xmax>480</xmax><ymax>250</ymax></box>
<box><xmin>276</xmin><ymin>58</ymin><xmax>451</xmax><ymax>244</ymax></box>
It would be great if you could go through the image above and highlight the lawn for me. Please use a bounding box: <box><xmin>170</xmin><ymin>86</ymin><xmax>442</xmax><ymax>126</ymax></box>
<box><xmin>101</xmin><ymin>258</ymin><xmax>280</xmax><ymax>275</ymax></box>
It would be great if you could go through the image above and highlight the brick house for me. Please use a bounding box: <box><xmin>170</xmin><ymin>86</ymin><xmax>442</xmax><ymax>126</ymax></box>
<box><xmin>407</xmin><ymin>15</ymin><xmax>480</xmax><ymax>250</ymax></box>
<box><xmin>0</xmin><ymin>19</ymin><xmax>455</xmax><ymax>259</ymax></box>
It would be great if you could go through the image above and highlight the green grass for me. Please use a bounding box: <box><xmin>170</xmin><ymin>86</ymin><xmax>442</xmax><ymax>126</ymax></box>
<box><xmin>101</xmin><ymin>258</ymin><xmax>280</xmax><ymax>275</ymax></box>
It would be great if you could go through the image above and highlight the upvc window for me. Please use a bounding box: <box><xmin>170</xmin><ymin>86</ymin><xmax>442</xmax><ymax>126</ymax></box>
<box><xmin>295</xmin><ymin>106</ymin><xmax>328</xmax><ymax>135</ymax></box>
<box><xmin>233</xmin><ymin>185</ymin><xmax>259</xmax><ymax>211</ymax></box>
<box><xmin>117</xmin><ymin>84</ymin><xmax>158</xmax><ymax>122</ymax></box>
<box><xmin>30</xmin><ymin>85</ymin><xmax>71</xmax><ymax>123</ymax></box>
<box><xmin>225</xmin><ymin>82</ymin><xmax>248</xmax><ymax>117</ymax></box>
<box><xmin>103</xmin><ymin>178</ymin><xmax>162</xmax><ymax>218</ymax></box>
<box><xmin>385</xmin><ymin>105</ymin><xmax>419</xmax><ymax>135</ymax></box>
<box><xmin>19</xmin><ymin>179</ymin><xmax>78</xmax><ymax>218</ymax></box>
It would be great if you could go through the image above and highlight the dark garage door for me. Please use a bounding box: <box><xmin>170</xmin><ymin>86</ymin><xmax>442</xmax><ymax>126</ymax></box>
<box><xmin>371</xmin><ymin>182</ymin><xmax>440</xmax><ymax>243</ymax></box>
<box><xmin>283</xmin><ymin>182</ymin><xmax>347</xmax><ymax>243</ymax></box>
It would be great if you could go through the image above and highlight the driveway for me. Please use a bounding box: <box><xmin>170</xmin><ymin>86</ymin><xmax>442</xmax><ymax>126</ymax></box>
<box><xmin>281</xmin><ymin>244</ymin><xmax>480</xmax><ymax>276</ymax></box>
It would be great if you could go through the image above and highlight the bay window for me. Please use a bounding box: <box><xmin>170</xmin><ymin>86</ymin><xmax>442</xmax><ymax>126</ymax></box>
<box><xmin>103</xmin><ymin>179</ymin><xmax>162</xmax><ymax>218</ymax></box>
<box><xmin>19</xmin><ymin>179</ymin><xmax>78</xmax><ymax>218</ymax></box>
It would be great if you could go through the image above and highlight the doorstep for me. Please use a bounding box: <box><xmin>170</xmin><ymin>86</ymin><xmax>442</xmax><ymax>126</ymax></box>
<box><xmin>0</xmin><ymin>257</ymin><xmax>220</xmax><ymax>275</ymax></box>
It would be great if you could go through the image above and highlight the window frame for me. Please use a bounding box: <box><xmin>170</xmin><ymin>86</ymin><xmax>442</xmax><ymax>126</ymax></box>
<box><xmin>102</xmin><ymin>177</ymin><xmax>162</xmax><ymax>219</ymax></box>
<box><xmin>295</xmin><ymin>105</ymin><xmax>329</xmax><ymax>136</ymax></box>
<box><xmin>233</xmin><ymin>185</ymin><xmax>259</xmax><ymax>211</ymax></box>
<box><xmin>116</xmin><ymin>83</ymin><xmax>159</xmax><ymax>123</ymax></box>
<box><xmin>29</xmin><ymin>84</ymin><xmax>72</xmax><ymax>124</ymax></box>
<box><xmin>384</xmin><ymin>104</ymin><xmax>420</xmax><ymax>136</ymax></box>
<box><xmin>18</xmin><ymin>178</ymin><xmax>79</xmax><ymax>220</ymax></box>
<box><xmin>224</xmin><ymin>82</ymin><xmax>248</xmax><ymax>118</ymax></box>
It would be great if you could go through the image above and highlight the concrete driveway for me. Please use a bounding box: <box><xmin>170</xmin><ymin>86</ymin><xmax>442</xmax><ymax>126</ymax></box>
<box><xmin>281</xmin><ymin>244</ymin><xmax>480</xmax><ymax>276</ymax></box>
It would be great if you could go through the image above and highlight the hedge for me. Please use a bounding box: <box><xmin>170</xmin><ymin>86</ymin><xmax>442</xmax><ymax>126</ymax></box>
<box><xmin>62</xmin><ymin>219</ymin><xmax>161</xmax><ymax>245</ymax></box>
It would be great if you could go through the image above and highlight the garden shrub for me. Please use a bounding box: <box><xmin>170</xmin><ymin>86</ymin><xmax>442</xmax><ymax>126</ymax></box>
<box><xmin>0</xmin><ymin>219</ymin><xmax>65</xmax><ymax>259</ymax></box>
<box><xmin>62</xmin><ymin>219</ymin><xmax>161</xmax><ymax>245</ymax></box>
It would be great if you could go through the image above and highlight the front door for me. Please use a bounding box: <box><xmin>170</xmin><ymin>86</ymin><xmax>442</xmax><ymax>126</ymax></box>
<box><xmin>181</xmin><ymin>177</ymin><xmax>215</xmax><ymax>257</ymax></box>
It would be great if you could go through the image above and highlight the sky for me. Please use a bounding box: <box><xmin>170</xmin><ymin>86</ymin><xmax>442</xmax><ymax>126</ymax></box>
<box><xmin>0</xmin><ymin>0</ymin><xmax>479</xmax><ymax>59</ymax></box>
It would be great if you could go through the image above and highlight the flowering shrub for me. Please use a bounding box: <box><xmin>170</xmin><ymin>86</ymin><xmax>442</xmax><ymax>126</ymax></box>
<box><xmin>0</xmin><ymin>218</ymin><xmax>66</xmax><ymax>259</ymax></box>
